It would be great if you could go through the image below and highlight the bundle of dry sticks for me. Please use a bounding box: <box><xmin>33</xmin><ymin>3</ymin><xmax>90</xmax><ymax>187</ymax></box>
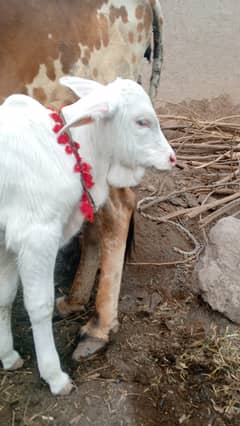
<box><xmin>138</xmin><ymin>114</ymin><xmax>240</xmax><ymax>230</ymax></box>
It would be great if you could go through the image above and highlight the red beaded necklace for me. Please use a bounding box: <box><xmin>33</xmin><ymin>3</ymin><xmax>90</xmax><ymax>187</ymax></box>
<box><xmin>49</xmin><ymin>107</ymin><xmax>95</xmax><ymax>223</ymax></box>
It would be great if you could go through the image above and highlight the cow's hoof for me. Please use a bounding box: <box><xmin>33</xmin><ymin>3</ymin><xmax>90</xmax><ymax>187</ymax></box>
<box><xmin>72</xmin><ymin>335</ymin><xmax>107</xmax><ymax>360</ymax></box>
<box><xmin>56</xmin><ymin>296</ymin><xmax>84</xmax><ymax>317</ymax></box>
<box><xmin>8</xmin><ymin>356</ymin><xmax>24</xmax><ymax>370</ymax></box>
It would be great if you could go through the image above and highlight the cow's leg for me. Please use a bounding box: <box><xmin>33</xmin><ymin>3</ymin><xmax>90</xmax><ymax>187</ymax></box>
<box><xmin>0</xmin><ymin>247</ymin><xmax>23</xmax><ymax>370</ymax></box>
<box><xmin>19</xmin><ymin>226</ymin><xmax>73</xmax><ymax>395</ymax></box>
<box><xmin>56</xmin><ymin>220</ymin><xmax>100</xmax><ymax>316</ymax></box>
<box><xmin>72</xmin><ymin>188</ymin><xmax>136</xmax><ymax>360</ymax></box>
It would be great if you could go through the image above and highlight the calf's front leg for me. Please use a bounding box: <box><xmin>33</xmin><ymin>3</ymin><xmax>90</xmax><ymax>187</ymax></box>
<box><xmin>19</xmin><ymin>226</ymin><xmax>73</xmax><ymax>395</ymax></box>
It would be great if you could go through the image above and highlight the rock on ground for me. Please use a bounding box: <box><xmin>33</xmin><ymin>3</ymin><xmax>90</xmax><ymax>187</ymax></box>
<box><xmin>196</xmin><ymin>216</ymin><xmax>240</xmax><ymax>324</ymax></box>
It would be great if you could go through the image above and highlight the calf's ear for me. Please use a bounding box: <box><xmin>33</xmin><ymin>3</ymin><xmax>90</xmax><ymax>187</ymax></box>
<box><xmin>60</xmin><ymin>99</ymin><xmax>117</xmax><ymax>132</ymax></box>
<box><xmin>60</xmin><ymin>76</ymin><xmax>104</xmax><ymax>98</ymax></box>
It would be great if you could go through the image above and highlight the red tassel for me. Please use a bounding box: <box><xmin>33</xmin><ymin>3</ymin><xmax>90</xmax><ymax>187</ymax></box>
<box><xmin>74</xmin><ymin>164</ymin><xmax>81</xmax><ymax>173</ymax></box>
<box><xmin>57</xmin><ymin>133</ymin><xmax>69</xmax><ymax>144</ymax></box>
<box><xmin>81</xmin><ymin>162</ymin><xmax>91</xmax><ymax>173</ymax></box>
<box><xmin>53</xmin><ymin>123</ymin><xmax>63</xmax><ymax>133</ymax></box>
<box><xmin>74</xmin><ymin>142</ymin><xmax>80</xmax><ymax>150</ymax></box>
<box><xmin>75</xmin><ymin>154</ymin><xmax>82</xmax><ymax>162</ymax></box>
<box><xmin>65</xmin><ymin>145</ymin><xmax>73</xmax><ymax>154</ymax></box>
<box><xmin>80</xmin><ymin>192</ymin><xmax>94</xmax><ymax>223</ymax></box>
<box><xmin>82</xmin><ymin>172</ymin><xmax>94</xmax><ymax>189</ymax></box>
<box><xmin>50</xmin><ymin>106</ymin><xmax>95</xmax><ymax>223</ymax></box>
<box><xmin>50</xmin><ymin>112</ymin><xmax>63</xmax><ymax>124</ymax></box>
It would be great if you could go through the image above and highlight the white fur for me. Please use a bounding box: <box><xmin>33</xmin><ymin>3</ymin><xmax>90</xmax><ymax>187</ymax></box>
<box><xmin>0</xmin><ymin>77</ymin><xmax>175</xmax><ymax>394</ymax></box>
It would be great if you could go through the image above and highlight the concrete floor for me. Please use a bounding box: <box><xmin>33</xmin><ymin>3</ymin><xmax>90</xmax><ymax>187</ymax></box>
<box><xmin>149</xmin><ymin>0</ymin><xmax>240</xmax><ymax>104</ymax></box>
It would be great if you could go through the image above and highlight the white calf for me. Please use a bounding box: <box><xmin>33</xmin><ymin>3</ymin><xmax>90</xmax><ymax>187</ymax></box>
<box><xmin>0</xmin><ymin>77</ymin><xmax>175</xmax><ymax>395</ymax></box>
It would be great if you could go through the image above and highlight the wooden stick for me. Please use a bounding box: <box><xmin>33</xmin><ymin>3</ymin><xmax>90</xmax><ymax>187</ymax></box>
<box><xmin>138</xmin><ymin>183</ymin><xmax>240</xmax><ymax>212</ymax></box>
<box><xmin>200</xmin><ymin>199</ymin><xmax>240</xmax><ymax>228</ymax></box>
<box><xmin>171</xmin><ymin>143</ymin><xmax>240</xmax><ymax>150</ymax></box>
<box><xmin>195</xmin><ymin>151</ymin><xmax>231</xmax><ymax>169</ymax></box>
<box><xmin>127</xmin><ymin>258</ymin><xmax>194</xmax><ymax>267</ymax></box>
<box><xmin>139</xmin><ymin>192</ymin><xmax>240</xmax><ymax>223</ymax></box>
<box><xmin>215</xmin><ymin>170</ymin><xmax>239</xmax><ymax>184</ymax></box>
<box><xmin>177</xmin><ymin>154</ymin><xmax>223</xmax><ymax>161</ymax></box>
<box><xmin>187</xmin><ymin>191</ymin><xmax>240</xmax><ymax>219</ymax></box>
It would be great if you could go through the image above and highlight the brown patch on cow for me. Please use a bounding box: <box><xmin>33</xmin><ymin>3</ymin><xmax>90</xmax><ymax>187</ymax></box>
<box><xmin>100</xmin><ymin>188</ymin><xmax>136</xmax><ymax>233</ymax></box>
<box><xmin>90</xmin><ymin>187</ymin><xmax>136</xmax><ymax>336</ymax></box>
<box><xmin>117</xmin><ymin>188</ymin><xmax>136</xmax><ymax>211</ymax></box>
<box><xmin>143</xmin><ymin>4</ymin><xmax>153</xmax><ymax>36</ymax></box>
<box><xmin>137</xmin><ymin>22</ymin><xmax>144</xmax><ymax>33</ymax></box>
<box><xmin>99</xmin><ymin>13</ymin><xmax>109</xmax><ymax>47</ymax></box>
<box><xmin>32</xmin><ymin>87</ymin><xmax>47</xmax><ymax>104</ymax></box>
<box><xmin>0</xmin><ymin>0</ymin><xmax>110</xmax><ymax>99</ymax></box>
<box><xmin>84</xmin><ymin>48</ymin><xmax>91</xmax><ymax>61</ymax></box>
<box><xmin>135</xmin><ymin>5</ymin><xmax>144</xmax><ymax>20</ymax></box>
<box><xmin>45</xmin><ymin>58</ymin><xmax>56</xmax><ymax>81</ymax></box>
<box><xmin>70</xmin><ymin>117</ymin><xmax>94</xmax><ymax>127</ymax></box>
<box><xmin>132</xmin><ymin>53</ymin><xmax>136</xmax><ymax>64</ymax></box>
<box><xmin>82</xmin><ymin>57</ymin><xmax>89</xmax><ymax>66</ymax></box>
<box><xmin>95</xmin><ymin>38</ymin><xmax>101</xmax><ymax>51</ymax></box>
<box><xmin>62</xmin><ymin>96</ymin><xmax>78</xmax><ymax>107</ymax></box>
<box><xmin>128</xmin><ymin>31</ymin><xmax>134</xmax><ymax>44</ymax></box>
<box><xmin>60</xmin><ymin>41</ymin><xmax>81</xmax><ymax>74</ymax></box>
<box><xmin>93</xmin><ymin>68</ymin><xmax>98</xmax><ymax>79</ymax></box>
<box><xmin>109</xmin><ymin>5</ymin><xmax>128</xmax><ymax>25</ymax></box>
<box><xmin>22</xmin><ymin>86</ymin><xmax>29</xmax><ymax>95</ymax></box>
<box><xmin>95</xmin><ymin>280</ymin><xmax>114</xmax><ymax>331</ymax></box>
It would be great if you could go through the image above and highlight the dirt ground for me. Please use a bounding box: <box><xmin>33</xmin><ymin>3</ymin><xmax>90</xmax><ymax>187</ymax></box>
<box><xmin>1</xmin><ymin>98</ymin><xmax>240</xmax><ymax>426</ymax></box>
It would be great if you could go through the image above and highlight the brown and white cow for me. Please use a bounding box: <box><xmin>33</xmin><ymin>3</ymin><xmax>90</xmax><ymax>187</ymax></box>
<box><xmin>0</xmin><ymin>0</ymin><xmax>164</xmax><ymax>359</ymax></box>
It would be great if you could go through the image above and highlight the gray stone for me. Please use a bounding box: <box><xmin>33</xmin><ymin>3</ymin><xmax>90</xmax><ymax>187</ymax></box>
<box><xmin>196</xmin><ymin>216</ymin><xmax>240</xmax><ymax>324</ymax></box>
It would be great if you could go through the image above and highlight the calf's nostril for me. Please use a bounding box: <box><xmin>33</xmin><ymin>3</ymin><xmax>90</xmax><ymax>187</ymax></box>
<box><xmin>169</xmin><ymin>153</ymin><xmax>176</xmax><ymax>165</ymax></box>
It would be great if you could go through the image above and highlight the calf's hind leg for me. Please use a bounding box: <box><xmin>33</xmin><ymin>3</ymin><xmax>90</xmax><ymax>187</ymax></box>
<box><xmin>0</xmin><ymin>247</ymin><xmax>23</xmax><ymax>370</ymax></box>
<box><xmin>19</xmin><ymin>225</ymin><xmax>73</xmax><ymax>395</ymax></box>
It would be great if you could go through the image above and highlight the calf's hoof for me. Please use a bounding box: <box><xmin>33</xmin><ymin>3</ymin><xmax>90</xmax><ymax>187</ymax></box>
<box><xmin>50</xmin><ymin>373</ymin><xmax>74</xmax><ymax>396</ymax></box>
<box><xmin>56</xmin><ymin>296</ymin><xmax>84</xmax><ymax>317</ymax></box>
<box><xmin>8</xmin><ymin>357</ymin><xmax>24</xmax><ymax>371</ymax></box>
<box><xmin>2</xmin><ymin>351</ymin><xmax>24</xmax><ymax>371</ymax></box>
<box><xmin>57</xmin><ymin>380</ymin><xmax>75</xmax><ymax>396</ymax></box>
<box><xmin>72</xmin><ymin>334</ymin><xmax>107</xmax><ymax>360</ymax></box>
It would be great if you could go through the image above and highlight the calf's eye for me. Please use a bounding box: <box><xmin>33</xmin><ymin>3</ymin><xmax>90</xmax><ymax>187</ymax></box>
<box><xmin>136</xmin><ymin>119</ymin><xmax>150</xmax><ymax>127</ymax></box>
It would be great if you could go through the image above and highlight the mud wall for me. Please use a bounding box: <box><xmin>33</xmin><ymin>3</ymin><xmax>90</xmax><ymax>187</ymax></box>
<box><xmin>151</xmin><ymin>0</ymin><xmax>240</xmax><ymax>103</ymax></box>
